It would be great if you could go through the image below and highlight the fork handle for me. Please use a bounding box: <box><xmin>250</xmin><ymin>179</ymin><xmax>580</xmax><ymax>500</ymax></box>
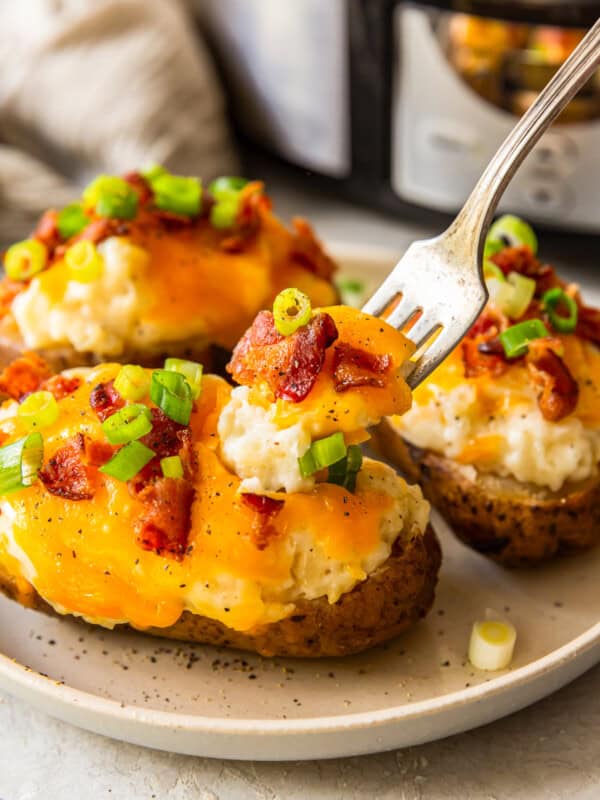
<box><xmin>453</xmin><ymin>16</ymin><xmax>600</xmax><ymax>250</ymax></box>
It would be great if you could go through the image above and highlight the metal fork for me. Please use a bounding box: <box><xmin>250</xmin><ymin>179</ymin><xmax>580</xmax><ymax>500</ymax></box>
<box><xmin>363</xmin><ymin>17</ymin><xmax>600</xmax><ymax>389</ymax></box>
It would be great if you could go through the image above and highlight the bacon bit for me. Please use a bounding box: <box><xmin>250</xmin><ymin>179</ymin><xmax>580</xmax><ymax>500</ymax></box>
<box><xmin>39</xmin><ymin>434</ymin><xmax>97</xmax><ymax>500</ymax></box>
<box><xmin>40</xmin><ymin>374</ymin><xmax>81</xmax><ymax>401</ymax></box>
<box><xmin>526</xmin><ymin>341</ymin><xmax>579</xmax><ymax>422</ymax></box>
<box><xmin>34</xmin><ymin>210</ymin><xmax>61</xmax><ymax>252</ymax></box>
<box><xmin>73</xmin><ymin>218</ymin><xmax>118</xmax><ymax>246</ymax></box>
<box><xmin>0</xmin><ymin>277</ymin><xmax>25</xmax><ymax>318</ymax></box>
<box><xmin>84</xmin><ymin>438</ymin><xmax>116</xmax><ymax>467</ymax></box>
<box><xmin>89</xmin><ymin>380</ymin><xmax>125</xmax><ymax>422</ymax></box>
<box><xmin>332</xmin><ymin>343</ymin><xmax>390</xmax><ymax>392</ymax></box>
<box><xmin>152</xmin><ymin>209</ymin><xmax>196</xmax><ymax>228</ymax></box>
<box><xmin>0</xmin><ymin>353</ymin><xmax>52</xmax><ymax>400</ymax></box>
<box><xmin>228</xmin><ymin>310</ymin><xmax>338</xmax><ymax>402</ymax></box>
<box><xmin>135</xmin><ymin>477</ymin><xmax>194</xmax><ymax>559</ymax></box>
<box><xmin>123</xmin><ymin>171</ymin><xmax>153</xmax><ymax>205</ymax></box>
<box><xmin>290</xmin><ymin>217</ymin><xmax>337</xmax><ymax>281</ymax></box>
<box><xmin>140</xmin><ymin>408</ymin><xmax>187</xmax><ymax>457</ymax></box>
<box><xmin>461</xmin><ymin>309</ymin><xmax>509</xmax><ymax>378</ymax></box>
<box><xmin>576</xmin><ymin>305</ymin><xmax>600</xmax><ymax>348</ymax></box>
<box><xmin>241</xmin><ymin>493</ymin><xmax>284</xmax><ymax>550</ymax></box>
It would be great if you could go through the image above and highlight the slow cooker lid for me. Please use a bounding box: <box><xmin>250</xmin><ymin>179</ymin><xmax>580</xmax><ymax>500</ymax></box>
<box><xmin>420</xmin><ymin>0</ymin><xmax>600</xmax><ymax>27</ymax></box>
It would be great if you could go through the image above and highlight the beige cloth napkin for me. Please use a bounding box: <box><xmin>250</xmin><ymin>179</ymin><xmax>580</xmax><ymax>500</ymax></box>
<box><xmin>0</xmin><ymin>0</ymin><xmax>238</xmax><ymax>243</ymax></box>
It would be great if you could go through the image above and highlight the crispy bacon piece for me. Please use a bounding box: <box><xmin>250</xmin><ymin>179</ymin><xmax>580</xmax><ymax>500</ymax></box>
<box><xmin>576</xmin><ymin>305</ymin><xmax>600</xmax><ymax>348</ymax></box>
<box><xmin>241</xmin><ymin>493</ymin><xmax>285</xmax><ymax>551</ymax></box>
<box><xmin>39</xmin><ymin>434</ymin><xmax>97</xmax><ymax>500</ymax></box>
<box><xmin>228</xmin><ymin>310</ymin><xmax>338</xmax><ymax>402</ymax></box>
<box><xmin>526</xmin><ymin>341</ymin><xmax>579</xmax><ymax>422</ymax></box>
<box><xmin>135</xmin><ymin>477</ymin><xmax>195</xmax><ymax>558</ymax></box>
<box><xmin>490</xmin><ymin>245</ymin><xmax>561</xmax><ymax>296</ymax></box>
<box><xmin>34</xmin><ymin>209</ymin><xmax>61</xmax><ymax>252</ymax></box>
<box><xmin>0</xmin><ymin>353</ymin><xmax>52</xmax><ymax>400</ymax></box>
<box><xmin>40</xmin><ymin>374</ymin><xmax>81</xmax><ymax>401</ymax></box>
<box><xmin>461</xmin><ymin>309</ymin><xmax>509</xmax><ymax>378</ymax></box>
<box><xmin>123</xmin><ymin>171</ymin><xmax>153</xmax><ymax>205</ymax></box>
<box><xmin>332</xmin><ymin>343</ymin><xmax>390</xmax><ymax>392</ymax></box>
<box><xmin>290</xmin><ymin>218</ymin><xmax>337</xmax><ymax>281</ymax></box>
<box><xmin>127</xmin><ymin>411</ymin><xmax>194</xmax><ymax>492</ymax></box>
<box><xmin>74</xmin><ymin>218</ymin><xmax>119</xmax><ymax>246</ymax></box>
<box><xmin>84</xmin><ymin>438</ymin><xmax>116</xmax><ymax>467</ymax></box>
<box><xmin>89</xmin><ymin>380</ymin><xmax>125</xmax><ymax>422</ymax></box>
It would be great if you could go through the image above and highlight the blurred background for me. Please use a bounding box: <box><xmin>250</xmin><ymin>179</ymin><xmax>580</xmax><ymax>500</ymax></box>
<box><xmin>1</xmin><ymin>0</ymin><xmax>599</xmax><ymax>269</ymax></box>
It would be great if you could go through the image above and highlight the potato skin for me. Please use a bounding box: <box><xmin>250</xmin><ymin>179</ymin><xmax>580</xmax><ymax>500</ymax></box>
<box><xmin>373</xmin><ymin>418</ymin><xmax>600</xmax><ymax>567</ymax></box>
<box><xmin>0</xmin><ymin>526</ymin><xmax>440</xmax><ymax>658</ymax></box>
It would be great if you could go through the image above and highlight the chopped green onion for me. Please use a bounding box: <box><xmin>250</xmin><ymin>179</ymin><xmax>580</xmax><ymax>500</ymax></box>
<box><xmin>272</xmin><ymin>288</ymin><xmax>312</xmax><ymax>336</ymax></box>
<box><xmin>485</xmin><ymin>277</ymin><xmax>514</xmax><ymax>311</ymax></box>
<box><xmin>4</xmin><ymin>240</ymin><xmax>47</xmax><ymax>281</ymax></box>
<box><xmin>113</xmin><ymin>365</ymin><xmax>150</xmax><ymax>402</ymax></box>
<box><xmin>99</xmin><ymin>440</ymin><xmax>155</xmax><ymax>482</ymax></box>
<box><xmin>488</xmin><ymin>215</ymin><xmax>538</xmax><ymax>254</ymax></box>
<box><xmin>17</xmin><ymin>391</ymin><xmax>59</xmax><ymax>431</ymax></box>
<box><xmin>140</xmin><ymin>163</ymin><xmax>168</xmax><ymax>183</ymax></box>
<box><xmin>483</xmin><ymin>261</ymin><xmax>505</xmax><ymax>282</ymax></box>
<box><xmin>298</xmin><ymin>432</ymin><xmax>347</xmax><ymax>477</ymax></box>
<box><xmin>209</xmin><ymin>176</ymin><xmax>249</xmax><ymax>198</ymax></box>
<box><xmin>102</xmin><ymin>404</ymin><xmax>153</xmax><ymax>445</ymax></box>
<box><xmin>499</xmin><ymin>319</ymin><xmax>550</xmax><ymax>359</ymax></box>
<box><xmin>542</xmin><ymin>287</ymin><xmax>579</xmax><ymax>334</ymax></box>
<box><xmin>210</xmin><ymin>199</ymin><xmax>239</xmax><ymax>230</ymax></box>
<box><xmin>65</xmin><ymin>240</ymin><xmax>103</xmax><ymax>282</ymax></box>
<box><xmin>152</xmin><ymin>175</ymin><xmax>202</xmax><ymax>216</ymax></box>
<box><xmin>57</xmin><ymin>203</ymin><xmax>89</xmax><ymax>239</ymax></box>
<box><xmin>469</xmin><ymin>620</ymin><xmax>516</xmax><ymax>671</ymax></box>
<box><xmin>150</xmin><ymin>370</ymin><xmax>193</xmax><ymax>425</ymax></box>
<box><xmin>160</xmin><ymin>455</ymin><xmax>184</xmax><ymax>479</ymax></box>
<box><xmin>327</xmin><ymin>444</ymin><xmax>363</xmax><ymax>492</ymax></box>
<box><xmin>164</xmin><ymin>358</ymin><xmax>203</xmax><ymax>399</ymax></box>
<box><xmin>0</xmin><ymin>432</ymin><xmax>44</xmax><ymax>494</ymax></box>
<box><xmin>504</xmin><ymin>272</ymin><xmax>536</xmax><ymax>319</ymax></box>
<box><xmin>82</xmin><ymin>175</ymin><xmax>138</xmax><ymax>220</ymax></box>
<box><xmin>336</xmin><ymin>277</ymin><xmax>366</xmax><ymax>309</ymax></box>
<box><xmin>483</xmin><ymin>238</ymin><xmax>505</xmax><ymax>260</ymax></box>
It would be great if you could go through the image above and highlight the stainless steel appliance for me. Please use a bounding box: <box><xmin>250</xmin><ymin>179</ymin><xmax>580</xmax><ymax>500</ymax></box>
<box><xmin>198</xmin><ymin>1</ymin><xmax>600</xmax><ymax>232</ymax></box>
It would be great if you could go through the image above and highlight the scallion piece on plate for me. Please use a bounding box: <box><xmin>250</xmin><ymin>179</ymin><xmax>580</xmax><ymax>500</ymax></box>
<box><xmin>150</xmin><ymin>370</ymin><xmax>193</xmax><ymax>425</ymax></box>
<box><xmin>65</xmin><ymin>240</ymin><xmax>104</xmax><ymax>283</ymax></box>
<box><xmin>504</xmin><ymin>272</ymin><xmax>536</xmax><ymax>319</ymax></box>
<box><xmin>298</xmin><ymin>432</ymin><xmax>347</xmax><ymax>478</ymax></box>
<box><xmin>488</xmin><ymin>215</ymin><xmax>538</xmax><ymax>254</ymax></box>
<box><xmin>102</xmin><ymin>404</ymin><xmax>153</xmax><ymax>445</ymax></box>
<box><xmin>17</xmin><ymin>391</ymin><xmax>59</xmax><ymax>431</ymax></box>
<box><xmin>57</xmin><ymin>203</ymin><xmax>89</xmax><ymax>239</ymax></box>
<box><xmin>0</xmin><ymin>432</ymin><xmax>44</xmax><ymax>494</ymax></box>
<box><xmin>160</xmin><ymin>455</ymin><xmax>184</xmax><ymax>479</ymax></box>
<box><xmin>468</xmin><ymin>620</ymin><xmax>516</xmax><ymax>671</ymax></box>
<box><xmin>542</xmin><ymin>287</ymin><xmax>579</xmax><ymax>334</ymax></box>
<box><xmin>82</xmin><ymin>175</ymin><xmax>138</xmax><ymax>220</ymax></box>
<box><xmin>152</xmin><ymin>175</ymin><xmax>202</xmax><ymax>216</ymax></box>
<box><xmin>272</xmin><ymin>288</ymin><xmax>312</xmax><ymax>336</ymax></box>
<box><xmin>327</xmin><ymin>444</ymin><xmax>363</xmax><ymax>492</ymax></box>
<box><xmin>99</xmin><ymin>440</ymin><xmax>155</xmax><ymax>482</ymax></box>
<box><xmin>4</xmin><ymin>240</ymin><xmax>47</xmax><ymax>281</ymax></box>
<box><xmin>499</xmin><ymin>319</ymin><xmax>549</xmax><ymax>358</ymax></box>
<box><xmin>164</xmin><ymin>358</ymin><xmax>203</xmax><ymax>399</ymax></box>
<box><xmin>113</xmin><ymin>365</ymin><xmax>150</xmax><ymax>402</ymax></box>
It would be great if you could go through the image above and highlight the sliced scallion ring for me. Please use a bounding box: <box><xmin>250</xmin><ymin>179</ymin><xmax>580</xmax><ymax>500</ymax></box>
<box><xmin>152</xmin><ymin>175</ymin><xmax>202</xmax><ymax>216</ymax></box>
<box><xmin>4</xmin><ymin>239</ymin><xmax>47</xmax><ymax>281</ymax></box>
<box><xmin>113</xmin><ymin>365</ymin><xmax>150</xmax><ymax>402</ymax></box>
<box><xmin>298</xmin><ymin>432</ymin><xmax>347</xmax><ymax>478</ymax></box>
<box><xmin>164</xmin><ymin>358</ymin><xmax>203</xmax><ymax>399</ymax></box>
<box><xmin>150</xmin><ymin>370</ymin><xmax>193</xmax><ymax>425</ymax></box>
<box><xmin>542</xmin><ymin>287</ymin><xmax>579</xmax><ymax>334</ymax></box>
<box><xmin>57</xmin><ymin>204</ymin><xmax>89</xmax><ymax>239</ymax></box>
<box><xmin>504</xmin><ymin>272</ymin><xmax>536</xmax><ymax>319</ymax></box>
<box><xmin>468</xmin><ymin>620</ymin><xmax>516</xmax><ymax>671</ymax></box>
<box><xmin>140</xmin><ymin>163</ymin><xmax>168</xmax><ymax>183</ymax></box>
<box><xmin>499</xmin><ymin>319</ymin><xmax>549</xmax><ymax>359</ymax></box>
<box><xmin>210</xmin><ymin>199</ymin><xmax>239</xmax><ymax>230</ymax></box>
<box><xmin>65</xmin><ymin>240</ymin><xmax>103</xmax><ymax>283</ymax></box>
<box><xmin>102</xmin><ymin>404</ymin><xmax>153</xmax><ymax>445</ymax></box>
<box><xmin>483</xmin><ymin>261</ymin><xmax>505</xmax><ymax>283</ymax></box>
<box><xmin>327</xmin><ymin>444</ymin><xmax>363</xmax><ymax>492</ymax></box>
<box><xmin>17</xmin><ymin>391</ymin><xmax>59</xmax><ymax>431</ymax></box>
<box><xmin>0</xmin><ymin>432</ymin><xmax>44</xmax><ymax>494</ymax></box>
<box><xmin>209</xmin><ymin>176</ymin><xmax>249</xmax><ymax>198</ymax></box>
<box><xmin>82</xmin><ymin>175</ymin><xmax>138</xmax><ymax>220</ymax></box>
<box><xmin>160</xmin><ymin>455</ymin><xmax>184</xmax><ymax>479</ymax></box>
<box><xmin>488</xmin><ymin>215</ymin><xmax>538</xmax><ymax>254</ymax></box>
<box><xmin>483</xmin><ymin>238</ymin><xmax>505</xmax><ymax>259</ymax></box>
<box><xmin>272</xmin><ymin>288</ymin><xmax>312</xmax><ymax>336</ymax></box>
<box><xmin>99</xmin><ymin>440</ymin><xmax>155</xmax><ymax>482</ymax></box>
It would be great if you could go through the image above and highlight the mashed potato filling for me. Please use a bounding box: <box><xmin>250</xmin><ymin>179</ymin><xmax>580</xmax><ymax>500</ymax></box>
<box><xmin>394</xmin><ymin>378</ymin><xmax>600</xmax><ymax>492</ymax></box>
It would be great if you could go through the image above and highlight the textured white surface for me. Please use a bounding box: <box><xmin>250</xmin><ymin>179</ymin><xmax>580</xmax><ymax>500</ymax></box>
<box><xmin>1</xmin><ymin>176</ymin><xmax>599</xmax><ymax>797</ymax></box>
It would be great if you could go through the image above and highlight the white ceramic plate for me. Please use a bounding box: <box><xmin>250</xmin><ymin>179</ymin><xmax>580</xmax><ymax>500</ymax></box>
<box><xmin>0</xmin><ymin>249</ymin><xmax>599</xmax><ymax>761</ymax></box>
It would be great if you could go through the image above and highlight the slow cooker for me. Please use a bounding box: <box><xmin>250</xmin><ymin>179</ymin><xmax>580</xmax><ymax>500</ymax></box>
<box><xmin>198</xmin><ymin>0</ymin><xmax>600</xmax><ymax>232</ymax></box>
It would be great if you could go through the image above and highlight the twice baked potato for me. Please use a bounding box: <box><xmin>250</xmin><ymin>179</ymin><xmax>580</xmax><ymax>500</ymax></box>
<box><xmin>0</xmin><ymin>299</ymin><xmax>439</xmax><ymax>657</ymax></box>
<box><xmin>0</xmin><ymin>170</ymin><xmax>337</xmax><ymax>372</ymax></box>
<box><xmin>378</xmin><ymin>217</ymin><xmax>600</xmax><ymax>566</ymax></box>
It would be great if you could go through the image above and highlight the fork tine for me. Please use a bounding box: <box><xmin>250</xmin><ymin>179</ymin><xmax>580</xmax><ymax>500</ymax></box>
<box><xmin>405</xmin><ymin>329</ymin><xmax>457</xmax><ymax>389</ymax></box>
<box><xmin>404</xmin><ymin>314</ymin><xmax>441</xmax><ymax>349</ymax></box>
<box><xmin>385</xmin><ymin>301</ymin><xmax>421</xmax><ymax>332</ymax></box>
<box><xmin>361</xmin><ymin>280</ymin><xmax>401</xmax><ymax>318</ymax></box>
